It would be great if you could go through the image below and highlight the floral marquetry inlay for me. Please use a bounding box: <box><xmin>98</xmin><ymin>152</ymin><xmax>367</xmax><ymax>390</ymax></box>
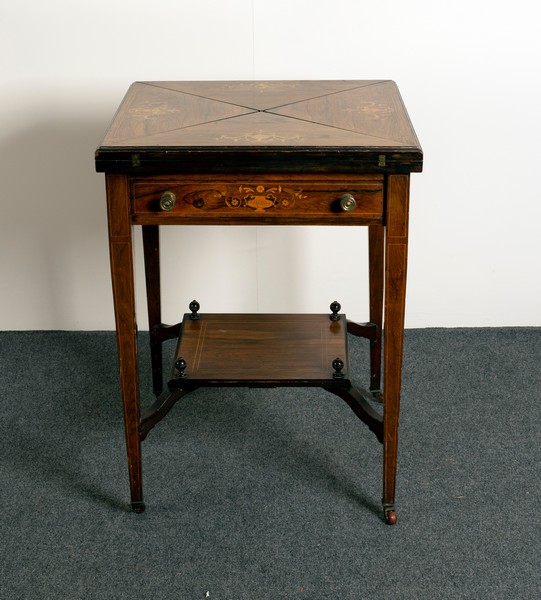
<box><xmin>218</xmin><ymin>131</ymin><xmax>302</xmax><ymax>144</ymax></box>
<box><xmin>188</xmin><ymin>184</ymin><xmax>307</xmax><ymax>212</ymax></box>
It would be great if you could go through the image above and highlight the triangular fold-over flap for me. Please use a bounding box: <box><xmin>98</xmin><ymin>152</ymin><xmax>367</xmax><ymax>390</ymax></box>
<box><xmin>112</xmin><ymin>111</ymin><xmax>411</xmax><ymax>148</ymax></box>
<box><xmin>144</xmin><ymin>80</ymin><xmax>383</xmax><ymax>111</ymax></box>
<box><xmin>101</xmin><ymin>83</ymin><xmax>255</xmax><ymax>146</ymax></box>
<box><xmin>269</xmin><ymin>81</ymin><xmax>419</xmax><ymax>146</ymax></box>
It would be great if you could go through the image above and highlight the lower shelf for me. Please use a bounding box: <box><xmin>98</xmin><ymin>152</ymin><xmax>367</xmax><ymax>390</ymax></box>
<box><xmin>169</xmin><ymin>312</ymin><xmax>351</xmax><ymax>388</ymax></box>
<box><xmin>140</xmin><ymin>310</ymin><xmax>384</xmax><ymax>444</ymax></box>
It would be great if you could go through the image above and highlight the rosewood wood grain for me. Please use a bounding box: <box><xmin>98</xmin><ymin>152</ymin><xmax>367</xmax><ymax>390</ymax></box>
<box><xmin>368</xmin><ymin>225</ymin><xmax>385</xmax><ymax>396</ymax></box>
<box><xmin>140</xmin><ymin>387</ymin><xmax>194</xmax><ymax>441</ymax></box>
<box><xmin>346</xmin><ymin>321</ymin><xmax>377</xmax><ymax>341</ymax></box>
<box><xmin>142</xmin><ymin>226</ymin><xmax>183</xmax><ymax>396</ymax></box>
<box><xmin>105</xmin><ymin>174</ymin><xmax>144</xmax><ymax>512</ymax></box>
<box><xmin>142</xmin><ymin>80</ymin><xmax>382</xmax><ymax>111</ymax></box>
<box><xmin>325</xmin><ymin>386</ymin><xmax>383</xmax><ymax>443</ymax></box>
<box><xmin>142</xmin><ymin>225</ymin><xmax>163</xmax><ymax>396</ymax></box>
<box><xmin>96</xmin><ymin>80</ymin><xmax>422</xmax><ymax>522</ymax></box>
<box><xmin>170</xmin><ymin>313</ymin><xmax>350</xmax><ymax>387</ymax></box>
<box><xmin>131</xmin><ymin>174</ymin><xmax>384</xmax><ymax>227</ymax></box>
<box><xmin>137</xmin><ymin>311</ymin><xmax>385</xmax><ymax>443</ymax></box>
<box><xmin>382</xmin><ymin>174</ymin><xmax>410</xmax><ymax>518</ymax></box>
<box><xmin>95</xmin><ymin>80</ymin><xmax>422</xmax><ymax>175</ymax></box>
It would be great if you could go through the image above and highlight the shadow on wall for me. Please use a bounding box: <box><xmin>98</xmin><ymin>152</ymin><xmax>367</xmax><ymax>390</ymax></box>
<box><xmin>0</xmin><ymin>112</ymin><xmax>116</xmax><ymax>329</ymax></box>
<box><xmin>0</xmin><ymin>99</ymin><xmax>371</xmax><ymax>329</ymax></box>
<box><xmin>0</xmin><ymin>104</ymin><xmax>311</xmax><ymax>329</ymax></box>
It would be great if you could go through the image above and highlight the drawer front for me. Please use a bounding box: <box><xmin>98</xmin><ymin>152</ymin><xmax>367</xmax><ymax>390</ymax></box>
<box><xmin>131</xmin><ymin>175</ymin><xmax>384</xmax><ymax>225</ymax></box>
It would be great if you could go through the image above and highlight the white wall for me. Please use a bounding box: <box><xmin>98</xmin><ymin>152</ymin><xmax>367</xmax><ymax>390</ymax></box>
<box><xmin>1</xmin><ymin>0</ymin><xmax>539</xmax><ymax>329</ymax></box>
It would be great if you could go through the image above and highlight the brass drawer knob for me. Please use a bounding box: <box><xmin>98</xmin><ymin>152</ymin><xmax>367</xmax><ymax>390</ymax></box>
<box><xmin>339</xmin><ymin>193</ymin><xmax>356</xmax><ymax>212</ymax></box>
<box><xmin>159</xmin><ymin>191</ymin><xmax>176</xmax><ymax>211</ymax></box>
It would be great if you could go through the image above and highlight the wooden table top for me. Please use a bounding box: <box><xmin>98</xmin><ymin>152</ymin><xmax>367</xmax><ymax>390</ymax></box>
<box><xmin>95</xmin><ymin>80</ymin><xmax>422</xmax><ymax>174</ymax></box>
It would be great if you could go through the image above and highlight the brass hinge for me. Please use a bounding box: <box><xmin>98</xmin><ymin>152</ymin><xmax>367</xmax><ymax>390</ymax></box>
<box><xmin>378</xmin><ymin>154</ymin><xmax>386</xmax><ymax>167</ymax></box>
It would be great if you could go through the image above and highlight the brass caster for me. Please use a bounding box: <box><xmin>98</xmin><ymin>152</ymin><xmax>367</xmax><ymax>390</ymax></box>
<box><xmin>385</xmin><ymin>510</ymin><xmax>397</xmax><ymax>525</ymax></box>
<box><xmin>131</xmin><ymin>501</ymin><xmax>146</xmax><ymax>514</ymax></box>
<box><xmin>371</xmin><ymin>389</ymin><xmax>384</xmax><ymax>404</ymax></box>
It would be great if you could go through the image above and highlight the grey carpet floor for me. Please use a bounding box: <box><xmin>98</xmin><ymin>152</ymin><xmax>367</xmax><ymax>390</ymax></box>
<box><xmin>1</xmin><ymin>329</ymin><xmax>540</xmax><ymax>599</ymax></box>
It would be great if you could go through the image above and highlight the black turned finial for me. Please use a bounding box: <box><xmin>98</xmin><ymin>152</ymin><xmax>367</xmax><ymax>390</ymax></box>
<box><xmin>175</xmin><ymin>358</ymin><xmax>187</xmax><ymax>378</ymax></box>
<box><xmin>189</xmin><ymin>300</ymin><xmax>200</xmax><ymax>320</ymax></box>
<box><xmin>330</xmin><ymin>301</ymin><xmax>341</xmax><ymax>321</ymax></box>
<box><xmin>332</xmin><ymin>357</ymin><xmax>345</xmax><ymax>379</ymax></box>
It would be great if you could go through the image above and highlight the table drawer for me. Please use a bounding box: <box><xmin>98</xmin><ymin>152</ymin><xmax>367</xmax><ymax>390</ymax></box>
<box><xmin>131</xmin><ymin>175</ymin><xmax>384</xmax><ymax>225</ymax></box>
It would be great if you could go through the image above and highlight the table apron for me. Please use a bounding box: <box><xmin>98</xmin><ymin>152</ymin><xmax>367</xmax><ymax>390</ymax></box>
<box><xmin>131</xmin><ymin>174</ymin><xmax>384</xmax><ymax>226</ymax></box>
